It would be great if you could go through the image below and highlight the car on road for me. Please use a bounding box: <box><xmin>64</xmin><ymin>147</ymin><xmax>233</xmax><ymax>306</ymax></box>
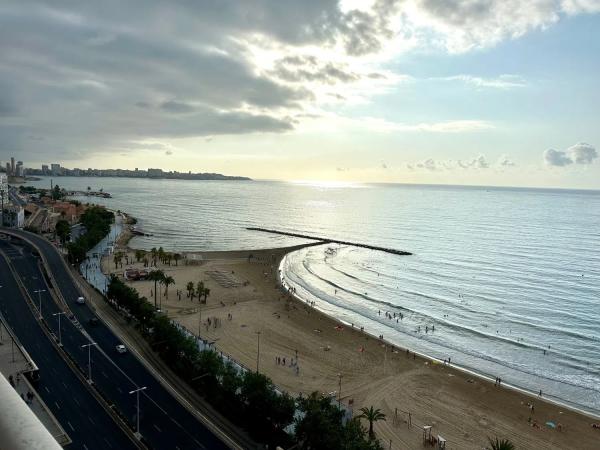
<box><xmin>116</xmin><ymin>344</ymin><xmax>127</xmax><ymax>354</ymax></box>
<box><xmin>89</xmin><ymin>317</ymin><xmax>99</xmax><ymax>326</ymax></box>
<box><xmin>76</xmin><ymin>296</ymin><xmax>85</xmax><ymax>304</ymax></box>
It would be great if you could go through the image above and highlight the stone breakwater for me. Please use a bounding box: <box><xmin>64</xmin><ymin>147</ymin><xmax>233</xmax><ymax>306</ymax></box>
<box><xmin>247</xmin><ymin>227</ymin><xmax>412</xmax><ymax>256</ymax></box>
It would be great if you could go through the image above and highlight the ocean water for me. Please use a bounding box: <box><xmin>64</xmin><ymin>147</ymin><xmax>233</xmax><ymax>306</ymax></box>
<box><xmin>28</xmin><ymin>177</ymin><xmax>600</xmax><ymax>414</ymax></box>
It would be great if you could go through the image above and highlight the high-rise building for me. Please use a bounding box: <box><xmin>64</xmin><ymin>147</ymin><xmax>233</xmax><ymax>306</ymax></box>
<box><xmin>10</xmin><ymin>157</ymin><xmax>15</xmax><ymax>176</ymax></box>
<box><xmin>51</xmin><ymin>163</ymin><xmax>61</xmax><ymax>176</ymax></box>
<box><xmin>0</xmin><ymin>174</ymin><xmax>8</xmax><ymax>221</ymax></box>
<box><xmin>16</xmin><ymin>161</ymin><xmax>24</xmax><ymax>177</ymax></box>
<box><xmin>42</xmin><ymin>165</ymin><xmax>49</xmax><ymax>175</ymax></box>
<box><xmin>0</xmin><ymin>173</ymin><xmax>7</xmax><ymax>196</ymax></box>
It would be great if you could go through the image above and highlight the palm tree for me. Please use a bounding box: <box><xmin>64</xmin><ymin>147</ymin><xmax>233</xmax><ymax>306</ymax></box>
<box><xmin>135</xmin><ymin>249</ymin><xmax>145</xmax><ymax>263</ymax></box>
<box><xmin>186</xmin><ymin>281</ymin><xmax>195</xmax><ymax>299</ymax></box>
<box><xmin>158</xmin><ymin>247</ymin><xmax>165</xmax><ymax>264</ymax></box>
<box><xmin>113</xmin><ymin>252</ymin><xmax>123</xmax><ymax>269</ymax></box>
<box><xmin>487</xmin><ymin>437</ymin><xmax>515</xmax><ymax>450</ymax></box>
<box><xmin>148</xmin><ymin>270</ymin><xmax>165</xmax><ymax>309</ymax></box>
<box><xmin>203</xmin><ymin>288</ymin><xmax>210</xmax><ymax>303</ymax></box>
<box><xmin>173</xmin><ymin>253</ymin><xmax>181</xmax><ymax>266</ymax></box>
<box><xmin>196</xmin><ymin>281</ymin><xmax>205</xmax><ymax>304</ymax></box>
<box><xmin>150</xmin><ymin>247</ymin><xmax>157</xmax><ymax>266</ymax></box>
<box><xmin>357</xmin><ymin>406</ymin><xmax>386</xmax><ymax>440</ymax></box>
<box><xmin>162</xmin><ymin>275</ymin><xmax>175</xmax><ymax>299</ymax></box>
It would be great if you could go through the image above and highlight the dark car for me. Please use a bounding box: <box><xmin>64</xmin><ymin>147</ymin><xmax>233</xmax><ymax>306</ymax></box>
<box><xmin>89</xmin><ymin>317</ymin><xmax>99</xmax><ymax>326</ymax></box>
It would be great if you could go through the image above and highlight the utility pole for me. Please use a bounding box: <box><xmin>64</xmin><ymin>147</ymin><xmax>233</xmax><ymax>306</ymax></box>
<box><xmin>129</xmin><ymin>386</ymin><xmax>147</xmax><ymax>440</ymax></box>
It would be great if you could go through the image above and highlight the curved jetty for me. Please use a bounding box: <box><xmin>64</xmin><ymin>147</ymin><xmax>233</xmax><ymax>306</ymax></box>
<box><xmin>247</xmin><ymin>227</ymin><xmax>412</xmax><ymax>256</ymax></box>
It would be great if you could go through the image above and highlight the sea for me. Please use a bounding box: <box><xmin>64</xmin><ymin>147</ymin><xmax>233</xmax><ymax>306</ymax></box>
<box><xmin>27</xmin><ymin>177</ymin><xmax>600</xmax><ymax>415</ymax></box>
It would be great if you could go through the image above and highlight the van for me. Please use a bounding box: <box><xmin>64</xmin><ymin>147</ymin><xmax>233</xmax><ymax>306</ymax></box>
<box><xmin>76</xmin><ymin>296</ymin><xmax>85</xmax><ymax>304</ymax></box>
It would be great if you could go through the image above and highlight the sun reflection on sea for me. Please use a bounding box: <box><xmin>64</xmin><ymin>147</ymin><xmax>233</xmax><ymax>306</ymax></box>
<box><xmin>289</xmin><ymin>180</ymin><xmax>367</xmax><ymax>189</ymax></box>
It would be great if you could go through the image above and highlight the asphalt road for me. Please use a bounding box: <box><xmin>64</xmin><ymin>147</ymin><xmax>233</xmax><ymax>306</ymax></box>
<box><xmin>2</xmin><ymin>230</ymin><xmax>229</xmax><ymax>450</ymax></box>
<box><xmin>0</xmin><ymin>242</ymin><xmax>136</xmax><ymax>450</ymax></box>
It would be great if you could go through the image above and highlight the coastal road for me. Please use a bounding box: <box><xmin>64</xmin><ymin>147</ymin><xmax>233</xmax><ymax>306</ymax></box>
<box><xmin>0</xmin><ymin>243</ymin><xmax>136</xmax><ymax>450</ymax></box>
<box><xmin>1</xmin><ymin>230</ymin><xmax>231</xmax><ymax>450</ymax></box>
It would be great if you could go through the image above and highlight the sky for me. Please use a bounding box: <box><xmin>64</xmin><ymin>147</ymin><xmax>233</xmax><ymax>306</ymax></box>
<box><xmin>1</xmin><ymin>0</ymin><xmax>599</xmax><ymax>188</ymax></box>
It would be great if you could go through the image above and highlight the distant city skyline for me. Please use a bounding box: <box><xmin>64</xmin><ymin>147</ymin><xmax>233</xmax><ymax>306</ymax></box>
<box><xmin>1</xmin><ymin>1</ymin><xmax>599</xmax><ymax>188</ymax></box>
<box><xmin>0</xmin><ymin>157</ymin><xmax>250</xmax><ymax>181</ymax></box>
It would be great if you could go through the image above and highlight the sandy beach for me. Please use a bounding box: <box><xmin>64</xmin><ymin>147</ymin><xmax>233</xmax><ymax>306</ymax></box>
<box><xmin>102</xmin><ymin>244</ymin><xmax>600</xmax><ymax>450</ymax></box>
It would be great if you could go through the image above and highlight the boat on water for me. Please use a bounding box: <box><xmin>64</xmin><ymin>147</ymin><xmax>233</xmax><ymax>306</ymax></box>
<box><xmin>130</xmin><ymin>226</ymin><xmax>153</xmax><ymax>237</ymax></box>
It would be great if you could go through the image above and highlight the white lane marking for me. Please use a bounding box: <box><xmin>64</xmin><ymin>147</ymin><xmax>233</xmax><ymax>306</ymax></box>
<box><xmin>101</xmin><ymin>371</ymin><xmax>108</xmax><ymax>378</ymax></box>
<box><xmin>44</xmin><ymin>386</ymin><xmax>50</xmax><ymax>393</ymax></box>
<box><xmin>54</xmin><ymin>401</ymin><xmax>60</xmax><ymax>410</ymax></box>
<box><xmin>67</xmin><ymin>421</ymin><xmax>74</xmax><ymax>431</ymax></box>
<box><xmin>62</xmin><ymin>381</ymin><xmax>68</xmax><ymax>389</ymax></box>
<box><xmin>73</xmin><ymin>397</ymin><xmax>80</xmax><ymax>406</ymax></box>
<box><xmin>88</xmin><ymin>416</ymin><xmax>95</xmax><ymax>425</ymax></box>
<box><xmin>153</xmin><ymin>424</ymin><xmax>162</xmax><ymax>432</ymax></box>
<box><xmin>104</xmin><ymin>438</ymin><xmax>113</xmax><ymax>448</ymax></box>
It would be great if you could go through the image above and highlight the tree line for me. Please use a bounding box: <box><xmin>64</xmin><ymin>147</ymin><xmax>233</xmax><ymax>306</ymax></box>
<box><xmin>106</xmin><ymin>275</ymin><xmax>387</xmax><ymax>449</ymax></box>
<box><xmin>67</xmin><ymin>206</ymin><xmax>114</xmax><ymax>263</ymax></box>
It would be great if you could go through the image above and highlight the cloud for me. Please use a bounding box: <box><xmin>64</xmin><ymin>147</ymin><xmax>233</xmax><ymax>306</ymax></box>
<box><xmin>160</xmin><ymin>101</ymin><xmax>195</xmax><ymax>114</ymax></box>
<box><xmin>567</xmin><ymin>142</ymin><xmax>598</xmax><ymax>164</ymax></box>
<box><xmin>412</xmin><ymin>0</ymin><xmax>562</xmax><ymax>53</ymax></box>
<box><xmin>456</xmin><ymin>154</ymin><xmax>489</xmax><ymax>169</ymax></box>
<box><xmin>165</xmin><ymin>150</ymin><xmax>173</xmax><ymax>156</ymax></box>
<box><xmin>497</xmin><ymin>154</ymin><xmax>516</xmax><ymax>167</ymax></box>
<box><xmin>408</xmin><ymin>154</ymin><xmax>494</xmax><ymax>171</ymax></box>
<box><xmin>544</xmin><ymin>149</ymin><xmax>573</xmax><ymax>166</ymax></box>
<box><xmin>1</xmin><ymin>0</ymin><xmax>598</xmax><ymax>164</ymax></box>
<box><xmin>437</xmin><ymin>74</ymin><xmax>526</xmax><ymax>89</ymax></box>
<box><xmin>561</xmin><ymin>0</ymin><xmax>600</xmax><ymax>14</ymax></box>
<box><xmin>544</xmin><ymin>143</ymin><xmax>597</xmax><ymax>166</ymax></box>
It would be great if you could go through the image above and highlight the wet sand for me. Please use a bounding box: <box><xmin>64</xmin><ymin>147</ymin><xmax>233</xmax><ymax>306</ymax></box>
<box><xmin>103</xmin><ymin>245</ymin><xmax>600</xmax><ymax>450</ymax></box>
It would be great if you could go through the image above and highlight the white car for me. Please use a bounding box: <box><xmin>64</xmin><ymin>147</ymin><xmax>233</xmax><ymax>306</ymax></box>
<box><xmin>116</xmin><ymin>344</ymin><xmax>127</xmax><ymax>354</ymax></box>
<box><xmin>76</xmin><ymin>296</ymin><xmax>85</xmax><ymax>304</ymax></box>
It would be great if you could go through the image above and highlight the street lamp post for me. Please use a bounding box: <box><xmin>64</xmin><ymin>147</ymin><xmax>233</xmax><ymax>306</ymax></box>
<box><xmin>198</xmin><ymin>305</ymin><xmax>202</xmax><ymax>340</ymax></box>
<box><xmin>338</xmin><ymin>373</ymin><xmax>343</xmax><ymax>409</ymax></box>
<box><xmin>129</xmin><ymin>386</ymin><xmax>147</xmax><ymax>439</ymax></box>
<box><xmin>33</xmin><ymin>289</ymin><xmax>46</xmax><ymax>319</ymax></box>
<box><xmin>52</xmin><ymin>312</ymin><xmax>66</xmax><ymax>346</ymax></box>
<box><xmin>255</xmin><ymin>331</ymin><xmax>261</xmax><ymax>373</ymax></box>
<box><xmin>81</xmin><ymin>341</ymin><xmax>97</xmax><ymax>383</ymax></box>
